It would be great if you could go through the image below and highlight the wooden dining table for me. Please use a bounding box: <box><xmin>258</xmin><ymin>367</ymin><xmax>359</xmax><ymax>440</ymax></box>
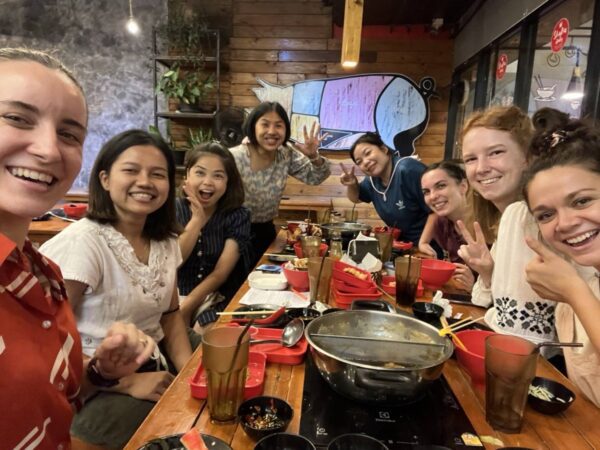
<box><xmin>125</xmin><ymin>238</ymin><xmax>600</xmax><ymax>450</ymax></box>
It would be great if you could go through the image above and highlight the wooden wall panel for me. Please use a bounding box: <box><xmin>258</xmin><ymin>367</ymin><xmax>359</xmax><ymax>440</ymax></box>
<box><xmin>221</xmin><ymin>0</ymin><xmax>455</xmax><ymax>224</ymax></box>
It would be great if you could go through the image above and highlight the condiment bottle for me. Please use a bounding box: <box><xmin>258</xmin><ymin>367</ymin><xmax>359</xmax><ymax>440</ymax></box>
<box><xmin>328</xmin><ymin>231</ymin><xmax>343</xmax><ymax>260</ymax></box>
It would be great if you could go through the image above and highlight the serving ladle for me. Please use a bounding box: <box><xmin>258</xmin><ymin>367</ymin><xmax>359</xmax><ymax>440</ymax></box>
<box><xmin>250</xmin><ymin>318</ymin><xmax>305</xmax><ymax>348</ymax></box>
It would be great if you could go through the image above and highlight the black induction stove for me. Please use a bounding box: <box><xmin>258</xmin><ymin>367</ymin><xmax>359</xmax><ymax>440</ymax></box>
<box><xmin>299</xmin><ymin>356</ymin><xmax>482</xmax><ymax>449</ymax></box>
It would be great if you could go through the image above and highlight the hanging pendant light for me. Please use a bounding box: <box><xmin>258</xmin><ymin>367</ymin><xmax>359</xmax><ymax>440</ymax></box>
<box><xmin>126</xmin><ymin>0</ymin><xmax>140</xmax><ymax>35</ymax></box>
<box><xmin>562</xmin><ymin>48</ymin><xmax>583</xmax><ymax>101</ymax></box>
<box><xmin>341</xmin><ymin>0</ymin><xmax>364</xmax><ymax>68</ymax></box>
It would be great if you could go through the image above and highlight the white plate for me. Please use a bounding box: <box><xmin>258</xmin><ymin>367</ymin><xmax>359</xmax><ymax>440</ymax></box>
<box><xmin>248</xmin><ymin>271</ymin><xmax>288</xmax><ymax>290</ymax></box>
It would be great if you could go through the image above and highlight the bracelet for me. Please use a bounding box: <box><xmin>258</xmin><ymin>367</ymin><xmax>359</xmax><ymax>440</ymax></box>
<box><xmin>86</xmin><ymin>357</ymin><xmax>120</xmax><ymax>388</ymax></box>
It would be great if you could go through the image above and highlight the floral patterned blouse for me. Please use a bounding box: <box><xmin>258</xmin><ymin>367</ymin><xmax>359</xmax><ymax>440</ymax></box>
<box><xmin>230</xmin><ymin>143</ymin><xmax>331</xmax><ymax>223</ymax></box>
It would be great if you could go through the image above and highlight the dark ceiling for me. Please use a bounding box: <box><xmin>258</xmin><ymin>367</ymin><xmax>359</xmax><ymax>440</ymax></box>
<box><xmin>326</xmin><ymin>0</ymin><xmax>480</xmax><ymax>35</ymax></box>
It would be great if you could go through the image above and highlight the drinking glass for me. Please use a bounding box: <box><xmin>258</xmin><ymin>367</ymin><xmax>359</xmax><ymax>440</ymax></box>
<box><xmin>485</xmin><ymin>334</ymin><xmax>539</xmax><ymax>433</ymax></box>
<box><xmin>394</xmin><ymin>255</ymin><xmax>421</xmax><ymax>306</ymax></box>
<box><xmin>307</xmin><ymin>256</ymin><xmax>334</xmax><ymax>303</ymax></box>
<box><xmin>202</xmin><ymin>326</ymin><xmax>250</xmax><ymax>422</ymax></box>
<box><xmin>301</xmin><ymin>235</ymin><xmax>321</xmax><ymax>258</ymax></box>
<box><xmin>374</xmin><ymin>229</ymin><xmax>393</xmax><ymax>262</ymax></box>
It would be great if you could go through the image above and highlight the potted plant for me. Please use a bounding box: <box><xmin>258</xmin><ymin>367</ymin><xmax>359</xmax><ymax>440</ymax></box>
<box><xmin>187</xmin><ymin>127</ymin><xmax>213</xmax><ymax>148</ymax></box>
<box><xmin>156</xmin><ymin>63</ymin><xmax>215</xmax><ymax>113</ymax></box>
<box><xmin>155</xmin><ymin>3</ymin><xmax>210</xmax><ymax>57</ymax></box>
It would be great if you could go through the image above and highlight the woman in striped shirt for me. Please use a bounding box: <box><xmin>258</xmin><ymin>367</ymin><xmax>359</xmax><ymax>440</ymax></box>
<box><xmin>176</xmin><ymin>142</ymin><xmax>251</xmax><ymax>330</ymax></box>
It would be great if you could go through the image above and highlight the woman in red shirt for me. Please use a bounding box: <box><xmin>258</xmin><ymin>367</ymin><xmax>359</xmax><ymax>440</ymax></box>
<box><xmin>0</xmin><ymin>47</ymin><xmax>154</xmax><ymax>449</ymax></box>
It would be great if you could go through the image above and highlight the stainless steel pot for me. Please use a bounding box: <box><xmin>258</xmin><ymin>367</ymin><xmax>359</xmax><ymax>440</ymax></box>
<box><xmin>320</xmin><ymin>222</ymin><xmax>372</xmax><ymax>249</ymax></box>
<box><xmin>304</xmin><ymin>310</ymin><xmax>453</xmax><ymax>404</ymax></box>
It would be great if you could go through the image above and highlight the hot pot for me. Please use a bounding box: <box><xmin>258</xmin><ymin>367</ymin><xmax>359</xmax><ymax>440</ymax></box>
<box><xmin>304</xmin><ymin>310</ymin><xmax>453</xmax><ymax>404</ymax></box>
<box><xmin>320</xmin><ymin>222</ymin><xmax>372</xmax><ymax>249</ymax></box>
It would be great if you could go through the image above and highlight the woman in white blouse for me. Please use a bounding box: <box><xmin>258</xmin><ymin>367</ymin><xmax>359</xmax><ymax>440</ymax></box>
<box><xmin>41</xmin><ymin>130</ymin><xmax>192</xmax><ymax>448</ymax></box>
<box><xmin>230</xmin><ymin>101</ymin><xmax>331</xmax><ymax>265</ymax></box>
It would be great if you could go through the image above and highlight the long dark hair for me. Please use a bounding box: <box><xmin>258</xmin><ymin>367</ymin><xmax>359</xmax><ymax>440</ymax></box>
<box><xmin>243</xmin><ymin>101</ymin><xmax>291</xmax><ymax>147</ymax></box>
<box><xmin>88</xmin><ymin>129</ymin><xmax>181</xmax><ymax>240</ymax></box>
<box><xmin>523</xmin><ymin>107</ymin><xmax>600</xmax><ymax>204</ymax></box>
<box><xmin>184</xmin><ymin>142</ymin><xmax>245</xmax><ymax>212</ymax></box>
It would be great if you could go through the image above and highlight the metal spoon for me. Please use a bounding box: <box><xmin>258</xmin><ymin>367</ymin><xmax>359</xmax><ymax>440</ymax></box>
<box><xmin>250</xmin><ymin>318</ymin><xmax>305</xmax><ymax>348</ymax></box>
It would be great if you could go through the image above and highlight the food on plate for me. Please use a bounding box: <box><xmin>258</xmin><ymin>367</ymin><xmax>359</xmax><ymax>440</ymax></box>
<box><xmin>384</xmin><ymin>281</ymin><xmax>396</xmax><ymax>287</ymax></box>
<box><xmin>180</xmin><ymin>428</ymin><xmax>209</xmax><ymax>450</ymax></box>
<box><xmin>342</xmin><ymin>267</ymin><xmax>368</xmax><ymax>280</ymax></box>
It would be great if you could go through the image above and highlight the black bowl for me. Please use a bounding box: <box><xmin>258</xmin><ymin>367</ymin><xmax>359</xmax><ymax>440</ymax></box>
<box><xmin>411</xmin><ymin>302</ymin><xmax>444</xmax><ymax>324</ymax></box>
<box><xmin>528</xmin><ymin>376</ymin><xmax>575</xmax><ymax>415</ymax></box>
<box><xmin>238</xmin><ymin>396</ymin><xmax>293</xmax><ymax>441</ymax></box>
<box><xmin>286</xmin><ymin>307</ymin><xmax>321</xmax><ymax>323</ymax></box>
<box><xmin>137</xmin><ymin>433</ymin><xmax>231</xmax><ymax>450</ymax></box>
<box><xmin>327</xmin><ymin>433</ymin><xmax>389</xmax><ymax>450</ymax></box>
<box><xmin>321</xmin><ymin>307</ymin><xmax>344</xmax><ymax>315</ymax></box>
<box><xmin>254</xmin><ymin>432</ymin><xmax>315</xmax><ymax>450</ymax></box>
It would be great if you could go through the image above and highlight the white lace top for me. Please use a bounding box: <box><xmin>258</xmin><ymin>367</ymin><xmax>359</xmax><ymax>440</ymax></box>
<box><xmin>40</xmin><ymin>219</ymin><xmax>182</xmax><ymax>356</ymax></box>
<box><xmin>471</xmin><ymin>201</ymin><xmax>557</xmax><ymax>344</ymax></box>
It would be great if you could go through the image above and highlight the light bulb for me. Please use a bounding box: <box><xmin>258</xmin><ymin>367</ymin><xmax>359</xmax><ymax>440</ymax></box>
<box><xmin>126</xmin><ymin>17</ymin><xmax>140</xmax><ymax>35</ymax></box>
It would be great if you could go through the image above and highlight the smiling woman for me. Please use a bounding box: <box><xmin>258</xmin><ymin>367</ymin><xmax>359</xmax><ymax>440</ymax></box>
<box><xmin>457</xmin><ymin>106</ymin><xmax>561</xmax><ymax>351</ymax></box>
<box><xmin>230</xmin><ymin>101</ymin><xmax>331</xmax><ymax>266</ymax></box>
<box><xmin>40</xmin><ymin>129</ymin><xmax>194</xmax><ymax>448</ymax></box>
<box><xmin>175</xmin><ymin>142</ymin><xmax>251</xmax><ymax>330</ymax></box>
<box><xmin>522</xmin><ymin>107</ymin><xmax>600</xmax><ymax>406</ymax></box>
<box><xmin>0</xmin><ymin>48</ymin><xmax>154</xmax><ymax>450</ymax></box>
<box><xmin>341</xmin><ymin>132</ymin><xmax>430</xmax><ymax>245</ymax></box>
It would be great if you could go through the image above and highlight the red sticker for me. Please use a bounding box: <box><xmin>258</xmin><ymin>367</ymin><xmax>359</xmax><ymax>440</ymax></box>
<box><xmin>551</xmin><ymin>18</ymin><xmax>570</xmax><ymax>53</ymax></box>
<box><xmin>496</xmin><ymin>53</ymin><xmax>508</xmax><ymax>80</ymax></box>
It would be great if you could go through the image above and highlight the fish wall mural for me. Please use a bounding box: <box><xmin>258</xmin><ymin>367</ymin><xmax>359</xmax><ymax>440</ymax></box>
<box><xmin>252</xmin><ymin>74</ymin><xmax>435</xmax><ymax>157</ymax></box>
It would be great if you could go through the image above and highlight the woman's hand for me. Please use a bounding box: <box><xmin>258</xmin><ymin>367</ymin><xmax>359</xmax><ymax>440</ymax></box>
<box><xmin>525</xmin><ymin>236</ymin><xmax>587</xmax><ymax>303</ymax></box>
<box><xmin>182</xmin><ymin>180</ymin><xmax>207</xmax><ymax>229</ymax></box>
<box><xmin>295</xmin><ymin>122</ymin><xmax>327</xmax><ymax>159</ymax></box>
<box><xmin>119</xmin><ymin>371</ymin><xmax>175</xmax><ymax>402</ymax></box>
<box><xmin>456</xmin><ymin>220</ymin><xmax>494</xmax><ymax>285</ymax></box>
<box><xmin>339</xmin><ymin>163</ymin><xmax>358</xmax><ymax>186</ymax></box>
<box><xmin>93</xmin><ymin>322</ymin><xmax>155</xmax><ymax>380</ymax></box>
<box><xmin>452</xmin><ymin>262</ymin><xmax>475</xmax><ymax>291</ymax></box>
<box><xmin>418</xmin><ymin>242</ymin><xmax>437</xmax><ymax>258</ymax></box>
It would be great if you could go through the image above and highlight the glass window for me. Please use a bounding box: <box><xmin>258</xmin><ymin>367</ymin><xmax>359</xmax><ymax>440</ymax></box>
<box><xmin>489</xmin><ymin>32</ymin><xmax>521</xmax><ymax>107</ymax></box>
<box><xmin>528</xmin><ymin>0</ymin><xmax>595</xmax><ymax>117</ymax></box>
<box><xmin>450</xmin><ymin>62</ymin><xmax>478</xmax><ymax>158</ymax></box>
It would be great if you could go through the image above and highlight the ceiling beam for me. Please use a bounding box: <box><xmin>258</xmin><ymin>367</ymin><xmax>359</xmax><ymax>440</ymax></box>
<box><xmin>341</xmin><ymin>0</ymin><xmax>364</xmax><ymax>68</ymax></box>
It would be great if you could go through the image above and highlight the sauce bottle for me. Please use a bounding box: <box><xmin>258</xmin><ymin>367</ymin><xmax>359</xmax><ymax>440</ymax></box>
<box><xmin>328</xmin><ymin>230</ymin><xmax>343</xmax><ymax>260</ymax></box>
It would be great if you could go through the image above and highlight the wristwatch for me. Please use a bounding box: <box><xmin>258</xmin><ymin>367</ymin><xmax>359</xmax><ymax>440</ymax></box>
<box><xmin>86</xmin><ymin>357</ymin><xmax>120</xmax><ymax>387</ymax></box>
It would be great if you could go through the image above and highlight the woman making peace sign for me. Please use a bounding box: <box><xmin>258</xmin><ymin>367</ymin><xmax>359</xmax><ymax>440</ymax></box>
<box><xmin>230</xmin><ymin>102</ymin><xmax>330</xmax><ymax>265</ymax></box>
<box><xmin>340</xmin><ymin>133</ymin><xmax>430</xmax><ymax>245</ymax></box>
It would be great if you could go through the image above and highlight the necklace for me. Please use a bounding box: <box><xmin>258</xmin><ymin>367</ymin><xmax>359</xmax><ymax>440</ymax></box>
<box><xmin>369</xmin><ymin>157</ymin><xmax>402</xmax><ymax>202</ymax></box>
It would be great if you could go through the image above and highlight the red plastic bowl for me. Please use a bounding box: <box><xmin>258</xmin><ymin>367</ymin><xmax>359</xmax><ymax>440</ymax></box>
<box><xmin>454</xmin><ymin>330</ymin><xmax>496</xmax><ymax>386</ymax></box>
<box><xmin>63</xmin><ymin>203</ymin><xmax>87</xmax><ymax>219</ymax></box>
<box><xmin>381</xmin><ymin>275</ymin><xmax>396</xmax><ymax>295</ymax></box>
<box><xmin>293</xmin><ymin>241</ymin><xmax>328</xmax><ymax>258</ymax></box>
<box><xmin>282</xmin><ymin>264</ymin><xmax>309</xmax><ymax>291</ymax></box>
<box><xmin>420</xmin><ymin>258</ymin><xmax>456</xmax><ymax>289</ymax></box>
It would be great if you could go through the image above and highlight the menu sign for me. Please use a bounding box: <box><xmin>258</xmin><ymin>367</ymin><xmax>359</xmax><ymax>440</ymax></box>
<box><xmin>496</xmin><ymin>53</ymin><xmax>508</xmax><ymax>80</ymax></box>
<box><xmin>551</xmin><ymin>18</ymin><xmax>570</xmax><ymax>53</ymax></box>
